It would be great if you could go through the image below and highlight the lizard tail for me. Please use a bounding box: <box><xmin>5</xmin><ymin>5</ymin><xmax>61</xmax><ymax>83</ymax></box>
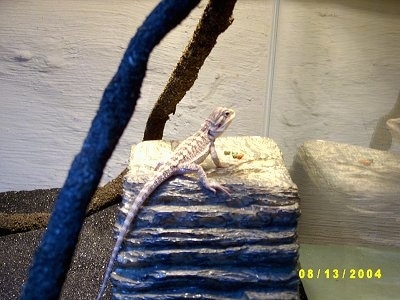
<box><xmin>96</xmin><ymin>199</ymin><xmax>141</xmax><ymax>300</ymax></box>
<box><xmin>96</xmin><ymin>169</ymin><xmax>174</xmax><ymax>299</ymax></box>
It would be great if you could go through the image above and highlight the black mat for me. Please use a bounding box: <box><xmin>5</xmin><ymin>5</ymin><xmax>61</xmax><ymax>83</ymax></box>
<box><xmin>0</xmin><ymin>188</ymin><xmax>116</xmax><ymax>299</ymax></box>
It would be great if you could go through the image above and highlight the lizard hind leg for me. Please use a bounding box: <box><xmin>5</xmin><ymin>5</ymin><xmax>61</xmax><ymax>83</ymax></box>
<box><xmin>179</xmin><ymin>163</ymin><xmax>231</xmax><ymax>195</ymax></box>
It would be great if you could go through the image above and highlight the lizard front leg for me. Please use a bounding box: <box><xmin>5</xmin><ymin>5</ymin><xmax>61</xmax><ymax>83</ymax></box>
<box><xmin>209</xmin><ymin>141</ymin><xmax>224</xmax><ymax>168</ymax></box>
<box><xmin>178</xmin><ymin>162</ymin><xmax>230</xmax><ymax>195</ymax></box>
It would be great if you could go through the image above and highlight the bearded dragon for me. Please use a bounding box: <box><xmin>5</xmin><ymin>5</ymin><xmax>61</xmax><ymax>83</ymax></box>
<box><xmin>96</xmin><ymin>107</ymin><xmax>235</xmax><ymax>299</ymax></box>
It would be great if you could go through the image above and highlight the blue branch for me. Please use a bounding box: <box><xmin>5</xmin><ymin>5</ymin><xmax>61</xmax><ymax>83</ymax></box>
<box><xmin>21</xmin><ymin>1</ymin><xmax>200</xmax><ymax>299</ymax></box>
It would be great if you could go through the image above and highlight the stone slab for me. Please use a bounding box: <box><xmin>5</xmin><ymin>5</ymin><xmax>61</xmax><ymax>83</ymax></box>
<box><xmin>112</xmin><ymin>136</ymin><xmax>300</xmax><ymax>299</ymax></box>
<box><xmin>291</xmin><ymin>139</ymin><xmax>400</xmax><ymax>248</ymax></box>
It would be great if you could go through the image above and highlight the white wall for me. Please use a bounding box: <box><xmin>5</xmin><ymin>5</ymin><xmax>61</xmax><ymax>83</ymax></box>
<box><xmin>0</xmin><ymin>0</ymin><xmax>399</xmax><ymax>192</ymax></box>
<box><xmin>0</xmin><ymin>0</ymin><xmax>269</xmax><ymax>192</ymax></box>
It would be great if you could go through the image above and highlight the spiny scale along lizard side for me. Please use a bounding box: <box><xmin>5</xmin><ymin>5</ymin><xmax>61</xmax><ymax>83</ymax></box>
<box><xmin>96</xmin><ymin>107</ymin><xmax>235</xmax><ymax>299</ymax></box>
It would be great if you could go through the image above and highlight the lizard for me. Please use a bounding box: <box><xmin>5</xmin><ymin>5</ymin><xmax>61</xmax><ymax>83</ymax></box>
<box><xmin>96</xmin><ymin>106</ymin><xmax>235</xmax><ymax>299</ymax></box>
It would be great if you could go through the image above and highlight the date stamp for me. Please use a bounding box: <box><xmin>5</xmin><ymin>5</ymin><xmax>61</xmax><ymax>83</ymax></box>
<box><xmin>298</xmin><ymin>268</ymin><xmax>382</xmax><ymax>280</ymax></box>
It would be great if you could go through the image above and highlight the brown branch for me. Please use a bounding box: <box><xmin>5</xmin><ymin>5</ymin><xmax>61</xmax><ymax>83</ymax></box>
<box><xmin>143</xmin><ymin>0</ymin><xmax>237</xmax><ymax>141</ymax></box>
<box><xmin>0</xmin><ymin>168</ymin><xmax>128</xmax><ymax>235</ymax></box>
<box><xmin>86</xmin><ymin>167</ymin><xmax>128</xmax><ymax>215</ymax></box>
<box><xmin>0</xmin><ymin>212</ymin><xmax>49</xmax><ymax>235</ymax></box>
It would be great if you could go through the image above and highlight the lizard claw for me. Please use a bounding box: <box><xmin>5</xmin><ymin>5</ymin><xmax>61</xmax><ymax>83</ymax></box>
<box><xmin>208</xmin><ymin>182</ymin><xmax>231</xmax><ymax>196</ymax></box>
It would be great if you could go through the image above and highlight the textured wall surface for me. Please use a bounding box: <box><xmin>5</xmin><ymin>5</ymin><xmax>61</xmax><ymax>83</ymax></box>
<box><xmin>0</xmin><ymin>0</ymin><xmax>269</xmax><ymax>192</ymax></box>
<box><xmin>1</xmin><ymin>0</ymin><xmax>399</xmax><ymax>192</ymax></box>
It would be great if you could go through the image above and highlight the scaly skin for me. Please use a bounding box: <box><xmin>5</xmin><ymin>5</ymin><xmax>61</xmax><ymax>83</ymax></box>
<box><xmin>96</xmin><ymin>107</ymin><xmax>235</xmax><ymax>299</ymax></box>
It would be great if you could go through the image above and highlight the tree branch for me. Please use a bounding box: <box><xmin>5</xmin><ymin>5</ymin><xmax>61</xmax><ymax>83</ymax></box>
<box><xmin>143</xmin><ymin>0</ymin><xmax>237</xmax><ymax>141</ymax></box>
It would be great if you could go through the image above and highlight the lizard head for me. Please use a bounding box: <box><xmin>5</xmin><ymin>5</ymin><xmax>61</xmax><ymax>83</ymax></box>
<box><xmin>206</xmin><ymin>107</ymin><xmax>235</xmax><ymax>139</ymax></box>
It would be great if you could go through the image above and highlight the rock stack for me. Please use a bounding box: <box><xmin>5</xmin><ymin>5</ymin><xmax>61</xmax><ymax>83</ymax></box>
<box><xmin>112</xmin><ymin>137</ymin><xmax>300</xmax><ymax>299</ymax></box>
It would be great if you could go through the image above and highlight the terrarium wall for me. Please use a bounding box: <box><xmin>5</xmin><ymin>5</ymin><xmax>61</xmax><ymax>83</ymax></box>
<box><xmin>1</xmin><ymin>0</ymin><xmax>399</xmax><ymax>192</ymax></box>
<box><xmin>270</xmin><ymin>0</ymin><xmax>400</xmax><ymax>163</ymax></box>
